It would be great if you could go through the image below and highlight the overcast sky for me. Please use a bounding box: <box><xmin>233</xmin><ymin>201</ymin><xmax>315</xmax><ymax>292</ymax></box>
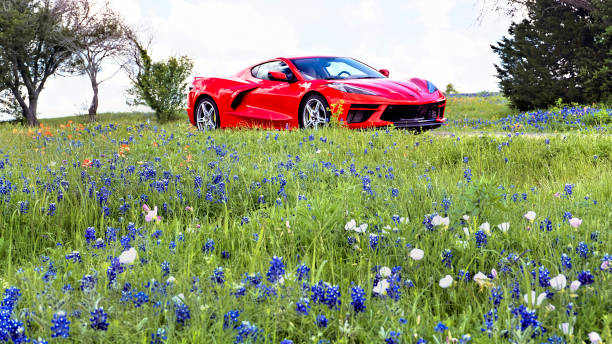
<box><xmin>34</xmin><ymin>0</ymin><xmax>513</xmax><ymax>118</ymax></box>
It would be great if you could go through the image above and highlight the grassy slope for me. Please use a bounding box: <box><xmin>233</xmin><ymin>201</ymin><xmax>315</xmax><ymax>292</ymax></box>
<box><xmin>0</xmin><ymin>113</ymin><xmax>610</xmax><ymax>343</ymax></box>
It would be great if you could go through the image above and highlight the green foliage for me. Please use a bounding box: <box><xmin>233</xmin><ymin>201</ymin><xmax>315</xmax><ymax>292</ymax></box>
<box><xmin>455</xmin><ymin>176</ymin><xmax>506</xmax><ymax>219</ymax></box>
<box><xmin>0</xmin><ymin>88</ymin><xmax>24</xmax><ymax>122</ymax></box>
<box><xmin>492</xmin><ymin>0</ymin><xmax>612</xmax><ymax>111</ymax></box>
<box><xmin>444</xmin><ymin>83</ymin><xmax>458</xmax><ymax>94</ymax></box>
<box><xmin>0</xmin><ymin>0</ymin><xmax>75</xmax><ymax>126</ymax></box>
<box><xmin>127</xmin><ymin>44</ymin><xmax>194</xmax><ymax>123</ymax></box>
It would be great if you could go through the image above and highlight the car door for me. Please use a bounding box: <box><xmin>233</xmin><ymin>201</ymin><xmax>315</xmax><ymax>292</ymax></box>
<box><xmin>247</xmin><ymin>61</ymin><xmax>304</xmax><ymax>128</ymax></box>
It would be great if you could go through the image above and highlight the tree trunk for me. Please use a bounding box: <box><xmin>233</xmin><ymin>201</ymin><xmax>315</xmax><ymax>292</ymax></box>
<box><xmin>88</xmin><ymin>82</ymin><xmax>99</xmax><ymax>122</ymax></box>
<box><xmin>26</xmin><ymin>95</ymin><xmax>39</xmax><ymax>127</ymax></box>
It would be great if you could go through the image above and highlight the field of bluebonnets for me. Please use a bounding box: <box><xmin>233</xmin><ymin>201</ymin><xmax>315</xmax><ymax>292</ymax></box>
<box><xmin>0</xmin><ymin>95</ymin><xmax>611</xmax><ymax>344</ymax></box>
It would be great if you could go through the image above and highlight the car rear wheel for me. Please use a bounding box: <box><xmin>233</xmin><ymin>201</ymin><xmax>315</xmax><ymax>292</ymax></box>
<box><xmin>195</xmin><ymin>98</ymin><xmax>220</xmax><ymax>131</ymax></box>
<box><xmin>300</xmin><ymin>95</ymin><xmax>330</xmax><ymax>129</ymax></box>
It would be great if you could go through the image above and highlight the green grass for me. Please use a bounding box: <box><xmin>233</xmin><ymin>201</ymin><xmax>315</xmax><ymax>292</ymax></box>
<box><xmin>0</xmin><ymin>103</ymin><xmax>610</xmax><ymax>343</ymax></box>
<box><xmin>445</xmin><ymin>95</ymin><xmax>515</xmax><ymax>121</ymax></box>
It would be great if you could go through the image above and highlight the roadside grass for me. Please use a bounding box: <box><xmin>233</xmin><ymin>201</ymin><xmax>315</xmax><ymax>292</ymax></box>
<box><xmin>0</xmin><ymin>117</ymin><xmax>610</xmax><ymax>343</ymax></box>
<box><xmin>445</xmin><ymin>94</ymin><xmax>514</xmax><ymax>121</ymax></box>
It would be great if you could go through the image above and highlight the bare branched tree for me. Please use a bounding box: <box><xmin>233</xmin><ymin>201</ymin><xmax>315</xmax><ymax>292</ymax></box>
<box><xmin>62</xmin><ymin>0</ymin><xmax>129</xmax><ymax>122</ymax></box>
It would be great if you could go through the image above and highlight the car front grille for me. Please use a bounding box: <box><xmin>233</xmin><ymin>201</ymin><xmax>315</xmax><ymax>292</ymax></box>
<box><xmin>380</xmin><ymin>101</ymin><xmax>445</xmax><ymax>123</ymax></box>
<box><xmin>346</xmin><ymin>104</ymin><xmax>380</xmax><ymax>124</ymax></box>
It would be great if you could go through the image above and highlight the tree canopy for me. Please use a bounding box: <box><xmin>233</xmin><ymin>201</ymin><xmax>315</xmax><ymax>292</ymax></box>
<box><xmin>491</xmin><ymin>0</ymin><xmax>611</xmax><ymax>110</ymax></box>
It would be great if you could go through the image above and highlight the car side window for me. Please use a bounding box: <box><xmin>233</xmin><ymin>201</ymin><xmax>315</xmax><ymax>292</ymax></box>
<box><xmin>255</xmin><ymin>61</ymin><xmax>293</xmax><ymax>81</ymax></box>
<box><xmin>250</xmin><ymin>65</ymin><xmax>260</xmax><ymax>78</ymax></box>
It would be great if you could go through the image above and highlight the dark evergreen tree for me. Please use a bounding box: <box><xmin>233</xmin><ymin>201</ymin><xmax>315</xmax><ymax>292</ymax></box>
<box><xmin>492</xmin><ymin>0</ymin><xmax>611</xmax><ymax>110</ymax></box>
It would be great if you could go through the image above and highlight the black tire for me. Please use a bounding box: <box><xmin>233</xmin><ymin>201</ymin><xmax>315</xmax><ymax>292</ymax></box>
<box><xmin>299</xmin><ymin>94</ymin><xmax>330</xmax><ymax>129</ymax></box>
<box><xmin>194</xmin><ymin>97</ymin><xmax>221</xmax><ymax>131</ymax></box>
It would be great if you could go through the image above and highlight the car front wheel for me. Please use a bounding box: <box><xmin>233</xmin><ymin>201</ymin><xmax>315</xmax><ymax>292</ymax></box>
<box><xmin>300</xmin><ymin>94</ymin><xmax>330</xmax><ymax>129</ymax></box>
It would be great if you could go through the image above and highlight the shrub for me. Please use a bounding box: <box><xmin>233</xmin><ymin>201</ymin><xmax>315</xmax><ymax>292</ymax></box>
<box><xmin>127</xmin><ymin>44</ymin><xmax>193</xmax><ymax>123</ymax></box>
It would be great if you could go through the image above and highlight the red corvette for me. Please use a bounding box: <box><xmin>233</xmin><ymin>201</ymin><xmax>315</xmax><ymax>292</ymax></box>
<box><xmin>187</xmin><ymin>56</ymin><xmax>446</xmax><ymax>130</ymax></box>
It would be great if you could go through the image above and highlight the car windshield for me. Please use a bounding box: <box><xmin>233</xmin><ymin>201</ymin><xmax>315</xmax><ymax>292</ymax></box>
<box><xmin>291</xmin><ymin>57</ymin><xmax>385</xmax><ymax>81</ymax></box>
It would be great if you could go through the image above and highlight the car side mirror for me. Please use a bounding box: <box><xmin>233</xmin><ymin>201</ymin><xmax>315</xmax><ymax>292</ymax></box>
<box><xmin>268</xmin><ymin>71</ymin><xmax>289</xmax><ymax>81</ymax></box>
<box><xmin>379</xmin><ymin>69</ymin><xmax>390</xmax><ymax>77</ymax></box>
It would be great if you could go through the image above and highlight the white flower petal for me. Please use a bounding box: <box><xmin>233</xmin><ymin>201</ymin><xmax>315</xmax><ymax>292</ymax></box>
<box><xmin>409</xmin><ymin>248</ymin><xmax>424</xmax><ymax>261</ymax></box>
<box><xmin>439</xmin><ymin>275</ymin><xmax>453</xmax><ymax>288</ymax></box>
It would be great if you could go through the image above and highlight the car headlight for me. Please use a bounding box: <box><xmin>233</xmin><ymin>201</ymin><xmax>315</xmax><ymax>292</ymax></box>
<box><xmin>327</xmin><ymin>83</ymin><xmax>378</xmax><ymax>96</ymax></box>
<box><xmin>427</xmin><ymin>80</ymin><xmax>438</xmax><ymax>94</ymax></box>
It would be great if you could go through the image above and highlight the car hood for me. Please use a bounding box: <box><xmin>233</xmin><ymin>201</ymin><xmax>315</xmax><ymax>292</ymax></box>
<box><xmin>330</xmin><ymin>78</ymin><xmax>441</xmax><ymax>101</ymax></box>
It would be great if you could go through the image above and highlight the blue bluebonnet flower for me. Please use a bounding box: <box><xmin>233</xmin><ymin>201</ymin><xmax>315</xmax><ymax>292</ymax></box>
<box><xmin>361</xmin><ymin>176</ymin><xmax>373</xmax><ymax>195</ymax></box>
<box><xmin>223</xmin><ymin>310</ymin><xmax>240</xmax><ymax>329</ymax></box>
<box><xmin>89</xmin><ymin>307</ymin><xmax>109</xmax><ymax>331</ymax></box>
<box><xmin>2</xmin><ymin>286</ymin><xmax>21</xmax><ymax>310</ymax></box>
<box><xmin>202</xmin><ymin>239</ymin><xmax>214</xmax><ymax>254</ymax></box>
<box><xmin>47</xmin><ymin>203</ymin><xmax>56</xmax><ymax>216</ymax></box>
<box><xmin>65</xmin><ymin>251</ymin><xmax>81</xmax><ymax>263</ymax></box>
<box><xmin>481</xmin><ymin>308</ymin><xmax>498</xmax><ymax>337</ymax></box>
<box><xmin>221</xmin><ymin>251</ymin><xmax>230</xmax><ymax>259</ymax></box>
<box><xmin>280</xmin><ymin>340</ymin><xmax>293</xmax><ymax>344</ymax></box>
<box><xmin>350</xmin><ymin>285</ymin><xmax>366</xmax><ymax>313</ymax></box>
<box><xmin>106</xmin><ymin>258</ymin><xmax>123</xmax><ymax>288</ymax></box>
<box><xmin>511</xmin><ymin>305</ymin><xmax>544</xmax><ymax>337</ymax></box>
<box><xmin>174</xmin><ymin>302</ymin><xmax>190</xmax><ymax>325</ymax></box>
<box><xmin>510</xmin><ymin>280</ymin><xmax>521</xmax><ymax>300</ymax></box>
<box><xmin>475</xmin><ymin>230</ymin><xmax>487</xmax><ymax>248</ymax></box>
<box><xmin>561</xmin><ymin>254</ymin><xmax>572</xmax><ymax>270</ymax></box>
<box><xmin>489</xmin><ymin>286</ymin><xmax>503</xmax><ymax>308</ymax></box>
<box><xmin>310</xmin><ymin>281</ymin><xmax>341</xmax><ymax>309</ymax></box>
<box><xmin>369</xmin><ymin>234</ymin><xmax>379</xmax><ymax>250</ymax></box>
<box><xmin>576</xmin><ymin>242</ymin><xmax>589</xmax><ymax>258</ymax></box>
<box><xmin>442</xmin><ymin>249</ymin><xmax>452</xmax><ymax>268</ymax></box>
<box><xmin>80</xmin><ymin>274</ymin><xmax>97</xmax><ymax>292</ymax></box>
<box><xmin>296</xmin><ymin>263</ymin><xmax>310</xmax><ymax>282</ymax></box>
<box><xmin>533</xmin><ymin>266</ymin><xmax>551</xmax><ymax>288</ymax></box>
<box><xmin>18</xmin><ymin>201</ymin><xmax>28</xmax><ymax>214</ymax></box>
<box><xmin>316</xmin><ymin>314</ymin><xmax>328</xmax><ymax>328</ymax></box>
<box><xmin>539</xmin><ymin>218</ymin><xmax>553</xmax><ymax>231</ymax></box>
<box><xmin>422</xmin><ymin>214</ymin><xmax>435</xmax><ymax>231</ymax></box>
<box><xmin>577</xmin><ymin>270</ymin><xmax>594</xmax><ymax>285</ymax></box>
<box><xmin>266</xmin><ymin>256</ymin><xmax>285</xmax><ymax>283</ymax></box>
<box><xmin>564</xmin><ymin>184</ymin><xmax>574</xmax><ymax>196</ymax></box>
<box><xmin>464</xmin><ymin>168</ymin><xmax>472</xmax><ymax>183</ymax></box>
<box><xmin>296</xmin><ymin>298</ymin><xmax>310</xmax><ymax>316</ymax></box>
<box><xmin>235</xmin><ymin>321</ymin><xmax>262</xmax><ymax>343</ymax></box>
<box><xmin>132</xmin><ymin>291</ymin><xmax>149</xmax><ymax>307</ymax></box>
<box><xmin>434</xmin><ymin>322</ymin><xmax>448</xmax><ymax>332</ymax></box>
<box><xmin>50</xmin><ymin>311</ymin><xmax>70</xmax><ymax>338</ymax></box>
<box><xmin>150</xmin><ymin>328</ymin><xmax>167</xmax><ymax>344</ymax></box>
<box><xmin>211</xmin><ymin>267</ymin><xmax>225</xmax><ymax>285</ymax></box>
<box><xmin>161</xmin><ymin>261</ymin><xmax>170</xmax><ymax>277</ymax></box>
<box><xmin>385</xmin><ymin>331</ymin><xmax>401</xmax><ymax>344</ymax></box>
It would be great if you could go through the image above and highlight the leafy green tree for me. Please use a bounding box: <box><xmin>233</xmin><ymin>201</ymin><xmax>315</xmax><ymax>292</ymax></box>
<box><xmin>445</xmin><ymin>83</ymin><xmax>458</xmax><ymax>94</ymax></box>
<box><xmin>581</xmin><ymin>1</ymin><xmax>612</xmax><ymax>103</ymax></box>
<box><xmin>0</xmin><ymin>0</ymin><xmax>75</xmax><ymax>126</ymax></box>
<box><xmin>491</xmin><ymin>0</ymin><xmax>611</xmax><ymax>110</ymax></box>
<box><xmin>126</xmin><ymin>41</ymin><xmax>193</xmax><ymax>123</ymax></box>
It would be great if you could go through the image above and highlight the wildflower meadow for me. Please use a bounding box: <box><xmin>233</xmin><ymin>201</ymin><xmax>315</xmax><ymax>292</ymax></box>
<box><xmin>0</xmin><ymin>97</ymin><xmax>610</xmax><ymax>343</ymax></box>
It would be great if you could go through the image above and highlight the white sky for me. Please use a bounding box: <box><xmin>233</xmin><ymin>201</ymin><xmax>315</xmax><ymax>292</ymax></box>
<box><xmin>33</xmin><ymin>0</ymin><xmax>513</xmax><ymax>118</ymax></box>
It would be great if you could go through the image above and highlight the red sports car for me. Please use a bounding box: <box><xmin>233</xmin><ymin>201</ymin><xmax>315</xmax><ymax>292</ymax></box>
<box><xmin>187</xmin><ymin>56</ymin><xmax>446</xmax><ymax>130</ymax></box>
